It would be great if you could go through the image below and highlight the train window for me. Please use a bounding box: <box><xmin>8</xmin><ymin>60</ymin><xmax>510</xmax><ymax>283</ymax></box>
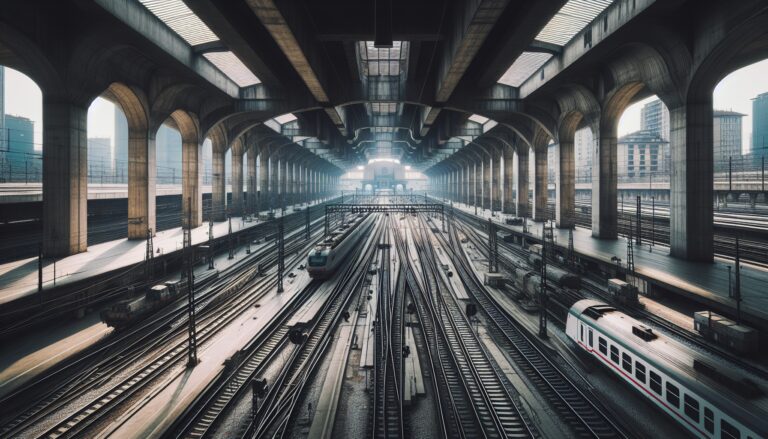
<box><xmin>621</xmin><ymin>352</ymin><xmax>632</xmax><ymax>373</ymax></box>
<box><xmin>635</xmin><ymin>362</ymin><xmax>646</xmax><ymax>384</ymax></box>
<box><xmin>588</xmin><ymin>329</ymin><xmax>593</xmax><ymax>347</ymax></box>
<box><xmin>650</xmin><ymin>371</ymin><xmax>662</xmax><ymax>395</ymax></box>
<box><xmin>704</xmin><ymin>408</ymin><xmax>714</xmax><ymax>433</ymax></box>
<box><xmin>580</xmin><ymin>325</ymin><xmax>584</xmax><ymax>341</ymax></box>
<box><xmin>666</xmin><ymin>382</ymin><xmax>680</xmax><ymax>408</ymax></box>
<box><xmin>599</xmin><ymin>337</ymin><xmax>607</xmax><ymax>355</ymax></box>
<box><xmin>684</xmin><ymin>394</ymin><xmax>699</xmax><ymax>422</ymax></box>
<box><xmin>610</xmin><ymin>345</ymin><xmax>619</xmax><ymax>364</ymax></box>
<box><xmin>720</xmin><ymin>419</ymin><xmax>740</xmax><ymax>439</ymax></box>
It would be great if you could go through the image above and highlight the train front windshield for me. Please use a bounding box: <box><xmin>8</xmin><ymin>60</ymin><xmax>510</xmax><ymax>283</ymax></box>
<box><xmin>308</xmin><ymin>254</ymin><xmax>327</xmax><ymax>267</ymax></box>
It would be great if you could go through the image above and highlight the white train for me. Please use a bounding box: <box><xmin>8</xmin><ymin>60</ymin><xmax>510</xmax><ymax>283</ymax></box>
<box><xmin>566</xmin><ymin>300</ymin><xmax>768</xmax><ymax>439</ymax></box>
<box><xmin>307</xmin><ymin>213</ymin><xmax>373</xmax><ymax>279</ymax></box>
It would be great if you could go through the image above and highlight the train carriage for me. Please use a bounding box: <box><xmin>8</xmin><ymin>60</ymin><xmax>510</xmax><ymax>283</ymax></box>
<box><xmin>567</xmin><ymin>299</ymin><xmax>768</xmax><ymax>438</ymax></box>
<box><xmin>307</xmin><ymin>214</ymin><xmax>374</xmax><ymax>279</ymax></box>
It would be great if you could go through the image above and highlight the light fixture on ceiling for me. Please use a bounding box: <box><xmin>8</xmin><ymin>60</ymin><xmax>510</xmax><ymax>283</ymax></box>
<box><xmin>357</xmin><ymin>165</ymin><xmax>365</xmax><ymax>170</ymax></box>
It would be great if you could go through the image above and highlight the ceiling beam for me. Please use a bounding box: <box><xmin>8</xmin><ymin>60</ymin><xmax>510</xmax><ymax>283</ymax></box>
<box><xmin>420</xmin><ymin>0</ymin><xmax>511</xmax><ymax>136</ymax></box>
<box><xmin>246</xmin><ymin>0</ymin><xmax>348</xmax><ymax>136</ymax></box>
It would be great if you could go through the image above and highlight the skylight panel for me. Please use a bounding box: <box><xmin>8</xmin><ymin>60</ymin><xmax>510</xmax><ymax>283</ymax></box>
<box><xmin>498</xmin><ymin>52</ymin><xmax>553</xmax><ymax>87</ymax></box>
<box><xmin>203</xmin><ymin>52</ymin><xmax>261</xmax><ymax>86</ymax></box>
<box><xmin>274</xmin><ymin>113</ymin><xmax>298</xmax><ymax>124</ymax></box>
<box><xmin>536</xmin><ymin>0</ymin><xmax>614</xmax><ymax>46</ymax></box>
<box><xmin>469</xmin><ymin>114</ymin><xmax>489</xmax><ymax>124</ymax></box>
<box><xmin>139</xmin><ymin>0</ymin><xmax>218</xmax><ymax>46</ymax></box>
<box><xmin>358</xmin><ymin>41</ymin><xmax>409</xmax><ymax>77</ymax></box>
<box><xmin>371</xmin><ymin>102</ymin><xmax>397</xmax><ymax>113</ymax></box>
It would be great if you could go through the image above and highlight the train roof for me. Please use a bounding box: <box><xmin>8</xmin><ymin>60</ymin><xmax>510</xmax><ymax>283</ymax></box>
<box><xmin>570</xmin><ymin>299</ymin><xmax>768</xmax><ymax>429</ymax></box>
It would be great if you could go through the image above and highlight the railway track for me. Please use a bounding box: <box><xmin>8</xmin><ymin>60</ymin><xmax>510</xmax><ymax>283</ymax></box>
<box><xmin>0</xmin><ymin>218</ymin><xmax>326</xmax><ymax>438</ymax></box>
<box><xmin>397</xmin><ymin>215</ymin><xmax>533</xmax><ymax>438</ymax></box>
<box><xmin>441</xmin><ymin>216</ymin><xmax>629</xmax><ymax>439</ymax></box>
<box><xmin>242</xmin><ymin>215</ymin><xmax>384</xmax><ymax>438</ymax></box>
<box><xmin>372</xmin><ymin>222</ymin><xmax>405</xmax><ymax>439</ymax></box>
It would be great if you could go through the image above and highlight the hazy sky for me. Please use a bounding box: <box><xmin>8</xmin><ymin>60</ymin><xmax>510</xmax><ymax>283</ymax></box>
<box><xmin>5</xmin><ymin>59</ymin><xmax>768</xmax><ymax>154</ymax></box>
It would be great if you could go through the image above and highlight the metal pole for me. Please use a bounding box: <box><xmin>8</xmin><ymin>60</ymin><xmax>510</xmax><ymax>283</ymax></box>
<box><xmin>636</xmin><ymin>195</ymin><xmax>641</xmax><ymax>245</ymax></box>
<box><xmin>734</xmin><ymin>236</ymin><xmax>741</xmax><ymax>323</ymax></box>
<box><xmin>651</xmin><ymin>196</ymin><xmax>655</xmax><ymax>248</ymax></box>
<box><xmin>538</xmin><ymin>225</ymin><xmax>548</xmax><ymax>338</ymax></box>
<box><xmin>729</xmin><ymin>156</ymin><xmax>732</xmax><ymax>193</ymax></box>
<box><xmin>185</xmin><ymin>197</ymin><xmax>198</xmax><ymax>366</ymax></box>
<box><xmin>38</xmin><ymin>243</ymin><xmax>43</xmax><ymax>293</ymax></box>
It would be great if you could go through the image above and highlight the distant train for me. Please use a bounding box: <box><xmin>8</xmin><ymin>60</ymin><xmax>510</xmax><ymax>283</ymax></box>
<box><xmin>607</xmin><ymin>278</ymin><xmax>639</xmax><ymax>306</ymax></box>
<box><xmin>307</xmin><ymin>214</ymin><xmax>374</xmax><ymax>279</ymax></box>
<box><xmin>567</xmin><ymin>299</ymin><xmax>768</xmax><ymax>438</ymax></box>
<box><xmin>510</xmin><ymin>264</ymin><xmax>581</xmax><ymax>298</ymax></box>
<box><xmin>100</xmin><ymin>269</ymin><xmax>218</xmax><ymax>329</ymax></box>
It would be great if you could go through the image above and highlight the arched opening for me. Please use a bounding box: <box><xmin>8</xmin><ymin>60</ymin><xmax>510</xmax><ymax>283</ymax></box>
<box><xmin>0</xmin><ymin>66</ymin><xmax>43</xmax><ymax>262</ymax></box>
<box><xmin>201</xmin><ymin>137</ymin><xmax>212</xmax><ymax>221</ymax></box>
<box><xmin>85</xmin><ymin>96</ymin><xmax>133</xmax><ymax>245</ymax></box>
<box><xmin>709</xmin><ymin>59</ymin><xmax>768</xmax><ymax>265</ymax></box>
<box><xmin>614</xmin><ymin>94</ymin><xmax>671</xmax><ymax>247</ymax></box>
<box><xmin>155</xmin><ymin>122</ymin><xmax>183</xmax><ymax>230</ymax></box>
<box><xmin>713</xmin><ymin>59</ymin><xmax>768</xmax><ymax>210</ymax></box>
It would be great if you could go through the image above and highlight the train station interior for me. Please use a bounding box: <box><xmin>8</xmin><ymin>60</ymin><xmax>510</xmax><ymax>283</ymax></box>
<box><xmin>0</xmin><ymin>0</ymin><xmax>767</xmax><ymax>438</ymax></box>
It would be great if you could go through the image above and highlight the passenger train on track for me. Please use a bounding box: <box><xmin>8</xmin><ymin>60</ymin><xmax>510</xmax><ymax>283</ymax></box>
<box><xmin>567</xmin><ymin>299</ymin><xmax>767</xmax><ymax>438</ymax></box>
<box><xmin>307</xmin><ymin>213</ymin><xmax>373</xmax><ymax>279</ymax></box>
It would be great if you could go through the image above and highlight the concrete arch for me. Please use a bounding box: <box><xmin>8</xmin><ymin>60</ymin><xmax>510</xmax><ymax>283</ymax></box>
<box><xmin>0</xmin><ymin>21</ymin><xmax>61</xmax><ymax>94</ymax></box>
<box><xmin>688</xmin><ymin>7</ymin><xmax>768</xmax><ymax>102</ymax></box>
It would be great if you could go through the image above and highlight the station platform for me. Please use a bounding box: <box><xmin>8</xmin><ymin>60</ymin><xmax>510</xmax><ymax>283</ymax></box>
<box><xmin>0</xmin><ymin>201</ymin><xmax>327</xmax><ymax>306</ymax></box>
<box><xmin>0</xmin><ymin>182</ymin><xmax>227</xmax><ymax>203</ymax></box>
<box><xmin>445</xmin><ymin>201</ymin><xmax>768</xmax><ymax>329</ymax></box>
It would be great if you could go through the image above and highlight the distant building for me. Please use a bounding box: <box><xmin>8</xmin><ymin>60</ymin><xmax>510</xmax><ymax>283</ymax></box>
<box><xmin>617</xmin><ymin>129</ymin><xmax>669</xmax><ymax>180</ymax></box>
<box><xmin>3</xmin><ymin>115</ymin><xmax>35</xmax><ymax>182</ymax></box>
<box><xmin>88</xmin><ymin>137</ymin><xmax>112</xmax><ymax>182</ymax></box>
<box><xmin>114</xmin><ymin>106</ymin><xmax>128</xmax><ymax>181</ymax></box>
<box><xmin>752</xmin><ymin>92</ymin><xmax>768</xmax><ymax>160</ymax></box>
<box><xmin>156</xmin><ymin>124</ymin><xmax>182</xmax><ymax>184</ymax></box>
<box><xmin>713</xmin><ymin>110</ymin><xmax>745</xmax><ymax>168</ymax></box>
<box><xmin>574</xmin><ymin>127</ymin><xmax>593</xmax><ymax>181</ymax></box>
<box><xmin>641</xmin><ymin>99</ymin><xmax>670</xmax><ymax>141</ymax></box>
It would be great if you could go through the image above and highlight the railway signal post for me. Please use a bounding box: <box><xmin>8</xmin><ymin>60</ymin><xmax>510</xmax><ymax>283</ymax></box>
<box><xmin>539</xmin><ymin>225</ymin><xmax>548</xmax><ymax>338</ymax></box>
<box><xmin>184</xmin><ymin>198</ymin><xmax>198</xmax><ymax>367</ymax></box>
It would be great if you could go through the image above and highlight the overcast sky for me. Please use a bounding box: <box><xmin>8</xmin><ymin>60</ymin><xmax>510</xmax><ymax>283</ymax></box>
<box><xmin>5</xmin><ymin>58</ymin><xmax>768</xmax><ymax>154</ymax></box>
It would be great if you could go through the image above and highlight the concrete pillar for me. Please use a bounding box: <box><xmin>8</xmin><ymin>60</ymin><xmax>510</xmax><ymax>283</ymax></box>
<box><xmin>231</xmin><ymin>150</ymin><xmax>243</xmax><ymax>215</ymax></box>
<box><xmin>556</xmin><ymin>141</ymin><xmax>575</xmax><ymax>228</ymax></box>
<box><xmin>480</xmin><ymin>159</ymin><xmax>488</xmax><ymax>210</ymax></box>
<box><xmin>182</xmin><ymin>140</ymin><xmax>203</xmax><ymax>228</ymax></box>
<box><xmin>128</xmin><ymin>129</ymin><xmax>156</xmax><ymax>239</ymax></box>
<box><xmin>515</xmin><ymin>149</ymin><xmax>529</xmax><ymax>217</ymax></box>
<box><xmin>258</xmin><ymin>149</ymin><xmax>268</xmax><ymax>214</ymax></box>
<box><xmin>472</xmin><ymin>162</ymin><xmax>478</xmax><ymax>208</ymax></box>
<box><xmin>592</xmin><ymin>122</ymin><xmax>617</xmax><ymax>238</ymax></box>
<box><xmin>42</xmin><ymin>100</ymin><xmax>88</xmax><ymax>256</ymax></box>
<box><xmin>292</xmin><ymin>163</ymin><xmax>298</xmax><ymax>206</ymax></box>
<box><xmin>211</xmin><ymin>148</ymin><xmax>226</xmax><ymax>221</ymax></box>
<box><xmin>532</xmin><ymin>147</ymin><xmax>547</xmax><ymax>221</ymax></box>
<box><xmin>465</xmin><ymin>164</ymin><xmax>471</xmax><ymax>205</ymax></box>
<box><xmin>503</xmin><ymin>150</ymin><xmax>514</xmax><ymax>214</ymax></box>
<box><xmin>669</xmin><ymin>104</ymin><xmax>713</xmax><ymax>261</ymax></box>
<box><xmin>269</xmin><ymin>156</ymin><xmax>278</xmax><ymax>210</ymax></box>
<box><xmin>246</xmin><ymin>147</ymin><xmax>257</xmax><ymax>215</ymax></box>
